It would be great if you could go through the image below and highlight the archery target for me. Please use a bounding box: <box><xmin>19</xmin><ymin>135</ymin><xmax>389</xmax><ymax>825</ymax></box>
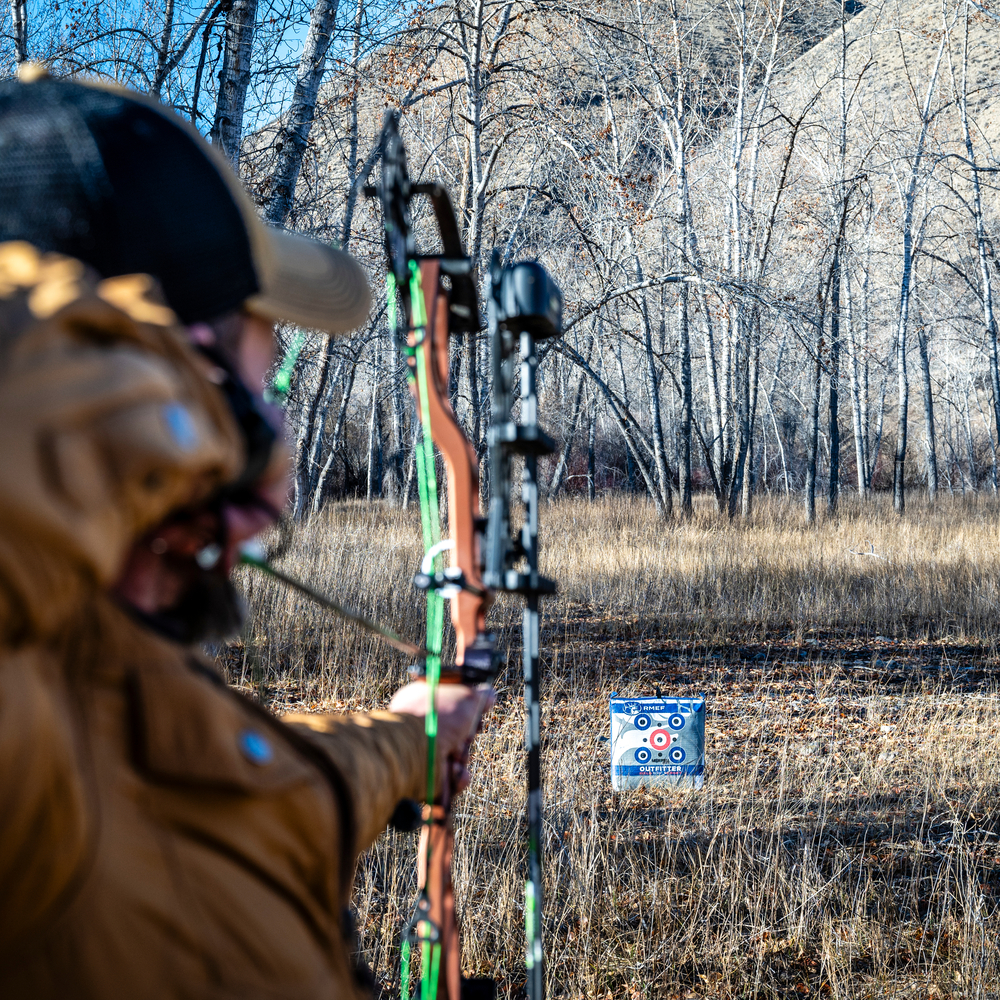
<box><xmin>649</xmin><ymin>728</ymin><xmax>671</xmax><ymax>750</ymax></box>
<box><xmin>610</xmin><ymin>695</ymin><xmax>705</xmax><ymax>791</ymax></box>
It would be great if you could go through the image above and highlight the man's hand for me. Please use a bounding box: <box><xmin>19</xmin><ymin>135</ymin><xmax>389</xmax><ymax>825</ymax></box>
<box><xmin>389</xmin><ymin>682</ymin><xmax>494</xmax><ymax>797</ymax></box>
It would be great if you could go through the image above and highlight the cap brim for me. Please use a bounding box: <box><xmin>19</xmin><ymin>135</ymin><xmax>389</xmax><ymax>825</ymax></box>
<box><xmin>244</xmin><ymin>229</ymin><xmax>372</xmax><ymax>335</ymax></box>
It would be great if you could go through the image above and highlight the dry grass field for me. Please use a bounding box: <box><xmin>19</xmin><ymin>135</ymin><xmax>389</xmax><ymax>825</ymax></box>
<box><xmin>223</xmin><ymin>494</ymin><xmax>1000</xmax><ymax>999</ymax></box>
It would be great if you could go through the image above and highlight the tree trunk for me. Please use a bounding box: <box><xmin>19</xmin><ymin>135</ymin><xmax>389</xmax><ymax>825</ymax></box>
<box><xmin>312</xmin><ymin>349</ymin><xmax>359</xmax><ymax>511</ymax></box>
<box><xmin>151</xmin><ymin>0</ymin><xmax>175</xmax><ymax>98</ymax></box>
<box><xmin>464</xmin><ymin>329</ymin><xmax>481</xmax><ymax>453</ymax></box>
<box><xmin>263</xmin><ymin>0</ymin><xmax>341</xmax><ymax>226</ymax></box>
<box><xmin>366</xmin><ymin>336</ymin><xmax>383</xmax><ymax>500</ymax></box>
<box><xmin>893</xmin><ymin>312</ymin><xmax>910</xmax><ymax>515</ymax></box>
<box><xmin>561</xmin><ymin>337</ymin><xmax>660</xmax><ymax>499</ymax></box>
<box><xmin>640</xmin><ymin>263</ymin><xmax>673</xmax><ymax>518</ymax></box>
<box><xmin>728</xmin><ymin>321</ymin><xmax>755</xmax><ymax>520</ymax></box>
<box><xmin>828</xmin><ymin>247</ymin><xmax>841</xmax><ymax>513</ymax></box>
<box><xmin>340</xmin><ymin>0</ymin><xmax>377</xmax><ymax>248</ymax></box>
<box><xmin>805</xmin><ymin>311</ymin><xmax>823</xmax><ymax>525</ymax></box>
<box><xmin>943</xmin><ymin>397</ymin><xmax>956</xmax><ymax>494</ymax></box>
<box><xmin>292</xmin><ymin>343</ymin><xmax>334</xmax><ymax>516</ymax></box>
<box><xmin>868</xmin><ymin>330</ymin><xmax>893</xmax><ymax>491</ymax></box>
<box><xmin>209</xmin><ymin>0</ymin><xmax>259</xmax><ymax>172</ymax></box>
<box><xmin>293</xmin><ymin>349</ymin><xmax>344</xmax><ymax>518</ymax></box>
<box><xmin>10</xmin><ymin>0</ymin><xmax>28</xmax><ymax>64</ymax></box>
<box><xmin>964</xmin><ymin>381</ymin><xmax>977</xmax><ymax>489</ymax></box>
<box><xmin>615</xmin><ymin>344</ymin><xmax>638</xmax><ymax>496</ymax></box>
<box><xmin>739</xmin><ymin>313</ymin><xmax>761</xmax><ymax>517</ymax></box>
<box><xmin>916</xmin><ymin>321</ymin><xmax>938</xmax><ymax>501</ymax></box>
<box><xmin>701</xmin><ymin>293</ymin><xmax>725</xmax><ymax>508</ymax></box>
<box><xmin>892</xmin><ymin>32</ymin><xmax>944</xmax><ymax>514</ymax></box>
<box><xmin>719</xmin><ymin>312</ymin><xmax>734</xmax><ymax>512</ymax></box>
<box><xmin>305</xmin><ymin>355</ymin><xmax>346</xmax><ymax>490</ymax></box>
<box><xmin>845</xmin><ymin>266</ymin><xmax>868</xmax><ymax>496</ymax></box>
<box><xmin>153</xmin><ymin>0</ymin><xmax>222</xmax><ymax>101</ymax></box>
<box><xmin>548</xmin><ymin>373</ymin><xmax>587</xmax><ymax>501</ymax></box>
<box><xmin>402</xmin><ymin>423</ymin><xmax>418</xmax><ymax>510</ymax></box>
<box><xmin>385</xmin><ymin>364</ymin><xmax>406</xmax><ymax>503</ymax></box>
<box><xmin>190</xmin><ymin>5</ymin><xmax>223</xmax><ymax>125</ymax></box>
<box><xmin>587</xmin><ymin>400</ymin><xmax>597</xmax><ymax>502</ymax></box>
<box><xmin>957</xmin><ymin>9</ymin><xmax>999</xmax><ymax>489</ymax></box>
<box><xmin>678</xmin><ymin>283</ymin><xmax>693</xmax><ymax>514</ymax></box>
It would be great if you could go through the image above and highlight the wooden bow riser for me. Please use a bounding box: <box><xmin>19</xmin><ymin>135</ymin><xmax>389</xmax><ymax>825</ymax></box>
<box><xmin>408</xmin><ymin>258</ymin><xmax>490</xmax><ymax>669</ymax></box>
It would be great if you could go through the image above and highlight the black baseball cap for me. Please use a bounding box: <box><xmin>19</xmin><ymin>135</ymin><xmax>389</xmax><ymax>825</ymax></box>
<box><xmin>0</xmin><ymin>65</ymin><xmax>371</xmax><ymax>331</ymax></box>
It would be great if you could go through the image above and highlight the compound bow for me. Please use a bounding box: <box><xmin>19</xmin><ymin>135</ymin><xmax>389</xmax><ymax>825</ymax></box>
<box><xmin>366</xmin><ymin>112</ymin><xmax>562</xmax><ymax>1000</ymax></box>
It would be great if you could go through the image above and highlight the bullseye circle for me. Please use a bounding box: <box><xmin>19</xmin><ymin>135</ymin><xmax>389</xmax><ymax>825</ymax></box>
<box><xmin>668</xmin><ymin>746</ymin><xmax>687</xmax><ymax>763</ymax></box>
<box><xmin>634</xmin><ymin>714</ymin><xmax>652</xmax><ymax>730</ymax></box>
<box><xmin>649</xmin><ymin>728</ymin><xmax>670</xmax><ymax>750</ymax></box>
<box><xmin>634</xmin><ymin>747</ymin><xmax>652</xmax><ymax>763</ymax></box>
<box><xmin>667</xmin><ymin>714</ymin><xmax>686</xmax><ymax>731</ymax></box>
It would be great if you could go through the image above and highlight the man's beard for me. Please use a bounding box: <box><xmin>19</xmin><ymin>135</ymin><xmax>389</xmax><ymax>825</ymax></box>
<box><xmin>126</xmin><ymin>553</ymin><xmax>246</xmax><ymax>645</ymax></box>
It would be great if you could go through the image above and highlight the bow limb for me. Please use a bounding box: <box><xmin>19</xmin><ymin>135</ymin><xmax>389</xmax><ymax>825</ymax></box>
<box><xmin>415</xmin><ymin>799</ymin><xmax>459</xmax><ymax>1000</ymax></box>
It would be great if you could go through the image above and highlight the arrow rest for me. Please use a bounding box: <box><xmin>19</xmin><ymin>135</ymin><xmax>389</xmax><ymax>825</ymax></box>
<box><xmin>367</xmin><ymin>111</ymin><xmax>562</xmax><ymax>1000</ymax></box>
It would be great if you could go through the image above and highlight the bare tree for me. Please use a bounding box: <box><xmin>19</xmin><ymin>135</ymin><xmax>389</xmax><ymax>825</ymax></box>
<box><xmin>210</xmin><ymin>0</ymin><xmax>258</xmax><ymax>170</ymax></box>
<box><xmin>263</xmin><ymin>0</ymin><xmax>341</xmax><ymax>226</ymax></box>
<box><xmin>10</xmin><ymin>0</ymin><xmax>27</xmax><ymax>64</ymax></box>
<box><xmin>890</xmin><ymin>30</ymin><xmax>945</xmax><ymax>514</ymax></box>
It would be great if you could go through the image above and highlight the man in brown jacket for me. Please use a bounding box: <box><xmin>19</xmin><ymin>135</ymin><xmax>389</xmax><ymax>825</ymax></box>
<box><xmin>0</xmin><ymin>71</ymin><xmax>489</xmax><ymax>998</ymax></box>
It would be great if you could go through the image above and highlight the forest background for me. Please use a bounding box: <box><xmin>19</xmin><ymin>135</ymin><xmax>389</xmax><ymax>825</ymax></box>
<box><xmin>8</xmin><ymin>2</ymin><xmax>1000</xmax><ymax>997</ymax></box>
<box><xmin>8</xmin><ymin>0</ymin><xmax>999</xmax><ymax>522</ymax></box>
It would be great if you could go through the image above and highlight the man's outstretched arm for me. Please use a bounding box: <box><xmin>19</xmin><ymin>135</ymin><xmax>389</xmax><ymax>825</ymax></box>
<box><xmin>283</xmin><ymin>682</ymin><xmax>491</xmax><ymax>855</ymax></box>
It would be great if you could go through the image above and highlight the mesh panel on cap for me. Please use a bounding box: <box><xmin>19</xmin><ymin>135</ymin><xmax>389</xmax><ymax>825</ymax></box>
<box><xmin>0</xmin><ymin>81</ymin><xmax>116</xmax><ymax>263</ymax></box>
<box><xmin>0</xmin><ymin>78</ymin><xmax>259</xmax><ymax>323</ymax></box>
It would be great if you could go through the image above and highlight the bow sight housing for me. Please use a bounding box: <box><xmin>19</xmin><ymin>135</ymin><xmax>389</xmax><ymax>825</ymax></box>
<box><xmin>484</xmin><ymin>251</ymin><xmax>562</xmax><ymax>596</ymax></box>
<box><xmin>491</xmin><ymin>261</ymin><xmax>562</xmax><ymax>341</ymax></box>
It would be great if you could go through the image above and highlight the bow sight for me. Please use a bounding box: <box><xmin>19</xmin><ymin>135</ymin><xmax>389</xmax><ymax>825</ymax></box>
<box><xmin>367</xmin><ymin>110</ymin><xmax>562</xmax><ymax>1000</ymax></box>
<box><xmin>484</xmin><ymin>253</ymin><xmax>561</xmax><ymax>1000</ymax></box>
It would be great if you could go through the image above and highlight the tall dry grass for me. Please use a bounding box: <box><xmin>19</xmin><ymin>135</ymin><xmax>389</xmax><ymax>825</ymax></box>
<box><xmin>224</xmin><ymin>494</ymin><xmax>1000</xmax><ymax>999</ymax></box>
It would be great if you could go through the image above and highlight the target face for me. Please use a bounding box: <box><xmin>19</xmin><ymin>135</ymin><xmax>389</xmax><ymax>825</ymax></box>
<box><xmin>649</xmin><ymin>728</ymin><xmax>671</xmax><ymax>750</ymax></box>
<box><xmin>610</xmin><ymin>695</ymin><xmax>705</xmax><ymax>791</ymax></box>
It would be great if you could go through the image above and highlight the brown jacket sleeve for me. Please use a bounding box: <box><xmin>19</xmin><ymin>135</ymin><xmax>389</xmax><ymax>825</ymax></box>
<box><xmin>283</xmin><ymin>710</ymin><xmax>428</xmax><ymax>856</ymax></box>
<box><xmin>0</xmin><ymin>649</ymin><xmax>92</xmax><ymax>943</ymax></box>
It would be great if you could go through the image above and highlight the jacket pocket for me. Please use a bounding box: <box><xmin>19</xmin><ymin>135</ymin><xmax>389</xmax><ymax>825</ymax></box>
<box><xmin>129</xmin><ymin>662</ymin><xmax>315</xmax><ymax>794</ymax></box>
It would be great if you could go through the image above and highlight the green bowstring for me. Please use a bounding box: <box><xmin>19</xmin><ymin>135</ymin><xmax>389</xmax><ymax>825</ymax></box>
<box><xmin>394</xmin><ymin>261</ymin><xmax>444</xmax><ymax>1000</ymax></box>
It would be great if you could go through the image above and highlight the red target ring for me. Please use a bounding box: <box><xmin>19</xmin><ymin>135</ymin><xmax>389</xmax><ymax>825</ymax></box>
<box><xmin>649</xmin><ymin>728</ymin><xmax>671</xmax><ymax>750</ymax></box>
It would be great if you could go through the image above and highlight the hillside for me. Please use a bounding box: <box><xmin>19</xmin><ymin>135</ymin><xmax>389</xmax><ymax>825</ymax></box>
<box><xmin>769</xmin><ymin>0</ymin><xmax>1000</xmax><ymax>217</ymax></box>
